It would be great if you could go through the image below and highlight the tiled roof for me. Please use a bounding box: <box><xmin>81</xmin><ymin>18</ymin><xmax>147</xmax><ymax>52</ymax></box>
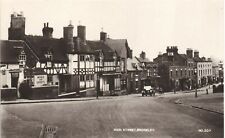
<box><xmin>73</xmin><ymin>38</ymin><xmax>95</xmax><ymax>54</ymax></box>
<box><xmin>87</xmin><ymin>40</ymin><xmax>117</xmax><ymax>61</ymax></box>
<box><xmin>105</xmin><ymin>39</ymin><xmax>128</xmax><ymax>58</ymax></box>
<box><xmin>0</xmin><ymin>40</ymin><xmax>25</xmax><ymax>64</ymax></box>
<box><xmin>127</xmin><ymin>57</ymin><xmax>142</xmax><ymax>71</ymax></box>
<box><xmin>136</xmin><ymin>57</ymin><xmax>151</xmax><ymax>63</ymax></box>
<box><xmin>24</xmin><ymin>35</ymin><xmax>68</xmax><ymax>62</ymax></box>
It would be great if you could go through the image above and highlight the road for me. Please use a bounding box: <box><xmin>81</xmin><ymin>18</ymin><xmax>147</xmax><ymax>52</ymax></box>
<box><xmin>1</xmin><ymin>93</ymin><xmax>223</xmax><ymax>138</ymax></box>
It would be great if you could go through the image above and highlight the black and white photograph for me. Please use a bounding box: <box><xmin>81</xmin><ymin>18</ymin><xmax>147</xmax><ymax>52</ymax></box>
<box><xmin>0</xmin><ymin>0</ymin><xmax>224</xmax><ymax>137</ymax></box>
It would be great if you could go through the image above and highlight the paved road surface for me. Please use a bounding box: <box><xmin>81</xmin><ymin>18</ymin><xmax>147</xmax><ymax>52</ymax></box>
<box><xmin>1</xmin><ymin>94</ymin><xmax>223</xmax><ymax>138</ymax></box>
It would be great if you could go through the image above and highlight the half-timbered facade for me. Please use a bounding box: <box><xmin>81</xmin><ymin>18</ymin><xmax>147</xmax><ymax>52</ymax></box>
<box><xmin>88</xmin><ymin>38</ymin><xmax>121</xmax><ymax>96</ymax></box>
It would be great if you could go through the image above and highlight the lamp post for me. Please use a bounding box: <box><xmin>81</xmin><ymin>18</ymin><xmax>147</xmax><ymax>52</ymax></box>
<box><xmin>96</xmin><ymin>74</ymin><xmax>99</xmax><ymax>99</ymax></box>
<box><xmin>194</xmin><ymin>68</ymin><xmax>198</xmax><ymax>98</ymax></box>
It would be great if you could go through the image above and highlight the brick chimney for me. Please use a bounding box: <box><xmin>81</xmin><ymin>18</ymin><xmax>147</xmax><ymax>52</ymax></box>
<box><xmin>194</xmin><ymin>50</ymin><xmax>199</xmax><ymax>58</ymax></box>
<box><xmin>63</xmin><ymin>22</ymin><xmax>74</xmax><ymax>52</ymax></box>
<box><xmin>140</xmin><ymin>51</ymin><xmax>146</xmax><ymax>59</ymax></box>
<box><xmin>186</xmin><ymin>48</ymin><xmax>193</xmax><ymax>58</ymax></box>
<box><xmin>100</xmin><ymin>31</ymin><xmax>107</xmax><ymax>41</ymax></box>
<box><xmin>42</xmin><ymin>22</ymin><xmax>53</xmax><ymax>38</ymax></box>
<box><xmin>8</xmin><ymin>12</ymin><xmax>26</xmax><ymax>40</ymax></box>
<box><xmin>77</xmin><ymin>25</ymin><xmax>86</xmax><ymax>44</ymax></box>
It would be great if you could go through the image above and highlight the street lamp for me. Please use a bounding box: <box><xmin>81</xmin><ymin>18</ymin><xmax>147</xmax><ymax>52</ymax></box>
<box><xmin>194</xmin><ymin>68</ymin><xmax>198</xmax><ymax>98</ymax></box>
<box><xmin>96</xmin><ymin>74</ymin><xmax>99</xmax><ymax>99</ymax></box>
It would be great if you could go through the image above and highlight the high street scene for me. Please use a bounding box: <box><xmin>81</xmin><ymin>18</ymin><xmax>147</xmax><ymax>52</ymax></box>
<box><xmin>0</xmin><ymin>0</ymin><xmax>224</xmax><ymax>138</ymax></box>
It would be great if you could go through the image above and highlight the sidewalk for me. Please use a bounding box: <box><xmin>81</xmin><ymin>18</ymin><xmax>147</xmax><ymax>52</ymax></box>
<box><xmin>175</xmin><ymin>93</ymin><xmax>224</xmax><ymax>114</ymax></box>
<box><xmin>1</xmin><ymin>96</ymin><xmax>113</xmax><ymax>105</ymax></box>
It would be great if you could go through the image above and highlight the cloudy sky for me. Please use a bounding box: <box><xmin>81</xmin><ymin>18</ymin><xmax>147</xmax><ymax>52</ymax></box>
<box><xmin>0</xmin><ymin>0</ymin><xmax>224</xmax><ymax>61</ymax></box>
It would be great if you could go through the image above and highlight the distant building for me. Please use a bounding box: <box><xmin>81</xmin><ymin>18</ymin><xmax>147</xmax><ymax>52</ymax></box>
<box><xmin>193</xmin><ymin>50</ymin><xmax>213</xmax><ymax>87</ymax></box>
<box><xmin>136</xmin><ymin>51</ymin><xmax>159</xmax><ymax>87</ymax></box>
<box><xmin>127</xmin><ymin>57</ymin><xmax>143</xmax><ymax>93</ymax></box>
<box><xmin>218</xmin><ymin>61</ymin><xmax>224</xmax><ymax>83</ymax></box>
<box><xmin>154</xmin><ymin>46</ymin><xmax>195</xmax><ymax>91</ymax></box>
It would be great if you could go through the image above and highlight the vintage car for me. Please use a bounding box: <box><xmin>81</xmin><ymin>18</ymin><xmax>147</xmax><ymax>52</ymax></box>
<box><xmin>142</xmin><ymin>86</ymin><xmax>155</xmax><ymax>96</ymax></box>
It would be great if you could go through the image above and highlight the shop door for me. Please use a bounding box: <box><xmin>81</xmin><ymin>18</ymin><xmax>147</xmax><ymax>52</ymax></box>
<box><xmin>11</xmin><ymin>72</ymin><xmax>19</xmax><ymax>88</ymax></box>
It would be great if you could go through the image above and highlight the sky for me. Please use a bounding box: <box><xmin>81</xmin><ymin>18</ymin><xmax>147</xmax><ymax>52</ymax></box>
<box><xmin>0</xmin><ymin>0</ymin><xmax>224</xmax><ymax>61</ymax></box>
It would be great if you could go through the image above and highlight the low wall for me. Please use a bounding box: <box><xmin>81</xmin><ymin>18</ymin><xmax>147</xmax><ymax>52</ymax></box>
<box><xmin>1</xmin><ymin>88</ymin><xmax>17</xmax><ymax>101</ymax></box>
<box><xmin>29</xmin><ymin>85</ymin><xmax>59</xmax><ymax>100</ymax></box>
<box><xmin>85</xmin><ymin>88</ymin><xmax>96</xmax><ymax>97</ymax></box>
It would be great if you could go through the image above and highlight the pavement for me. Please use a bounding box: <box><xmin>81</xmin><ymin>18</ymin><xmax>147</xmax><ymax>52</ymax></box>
<box><xmin>176</xmin><ymin>93</ymin><xmax>223</xmax><ymax>114</ymax></box>
<box><xmin>1</xmin><ymin>96</ymin><xmax>110</xmax><ymax>105</ymax></box>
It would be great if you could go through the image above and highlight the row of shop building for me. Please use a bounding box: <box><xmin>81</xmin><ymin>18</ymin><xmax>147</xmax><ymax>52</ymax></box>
<box><xmin>0</xmin><ymin>12</ymin><xmax>157</xmax><ymax>99</ymax></box>
<box><xmin>0</xmin><ymin>12</ymin><xmax>223</xmax><ymax>99</ymax></box>
<box><xmin>153</xmin><ymin>46</ymin><xmax>223</xmax><ymax>92</ymax></box>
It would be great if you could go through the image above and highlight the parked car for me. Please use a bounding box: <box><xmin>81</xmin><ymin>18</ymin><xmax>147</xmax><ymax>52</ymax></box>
<box><xmin>142</xmin><ymin>86</ymin><xmax>155</xmax><ymax>96</ymax></box>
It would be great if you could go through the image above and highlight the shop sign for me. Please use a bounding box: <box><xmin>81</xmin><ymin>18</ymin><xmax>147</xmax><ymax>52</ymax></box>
<box><xmin>34</xmin><ymin>75</ymin><xmax>47</xmax><ymax>86</ymax></box>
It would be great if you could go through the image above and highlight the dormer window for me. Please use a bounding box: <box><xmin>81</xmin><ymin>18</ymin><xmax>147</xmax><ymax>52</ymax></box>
<box><xmin>45</xmin><ymin>51</ymin><xmax>53</xmax><ymax>60</ymax></box>
<box><xmin>132</xmin><ymin>63</ymin><xmax>137</xmax><ymax>69</ymax></box>
<box><xmin>19</xmin><ymin>50</ymin><xmax>26</xmax><ymax>67</ymax></box>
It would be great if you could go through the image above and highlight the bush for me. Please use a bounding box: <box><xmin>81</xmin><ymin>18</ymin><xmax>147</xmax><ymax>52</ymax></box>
<box><xmin>19</xmin><ymin>81</ymin><xmax>32</xmax><ymax>99</ymax></box>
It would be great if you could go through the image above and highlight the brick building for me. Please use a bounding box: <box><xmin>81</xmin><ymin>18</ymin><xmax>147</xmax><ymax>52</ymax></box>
<box><xmin>193</xmin><ymin>51</ymin><xmax>213</xmax><ymax>87</ymax></box>
<box><xmin>136</xmin><ymin>51</ymin><xmax>159</xmax><ymax>87</ymax></box>
<box><xmin>154</xmin><ymin>46</ymin><xmax>195</xmax><ymax>91</ymax></box>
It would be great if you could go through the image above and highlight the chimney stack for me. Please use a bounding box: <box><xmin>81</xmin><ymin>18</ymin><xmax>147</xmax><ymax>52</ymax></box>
<box><xmin>186</xmin><ymin>48</ymin><xmax>193</xmax><ymax>58</ymax></box>
<box><xmin>194</xmin><ymin>50</ymin><xmax>199</xmax><ymax>58</ymax></box>
<box><xmin>8</xmin><ymin>12</ymin><xmax>26</xmax><ymax>40</ymax></box>
<box><xmin>42</xmin><ymin>22</ymin><xmax>53</xmax><ymax>38</ymax></box>
<box><xmin>100</xmin><ymin>31</ymin><xmax>107</xmax><ymax>41</ymax></box>
<box><xmin>77</xmin><ymin>25</ymin><xmax>86</xmax><ymax>45</ymax></box>
<box><xmin>63</xmin><ymin>23</ymin><xmax>75</xmax><ymax>52</ymax></box>
<box><xmin>140</xmin><ymin>51</ymin><xmax>146</xmax><ymax>59</ymax></box>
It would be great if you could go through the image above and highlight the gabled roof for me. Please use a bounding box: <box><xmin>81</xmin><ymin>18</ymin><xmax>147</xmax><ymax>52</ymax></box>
<box><xmin>105</xmin><ymin>39</ymin><xmax>128</xmax><ymax>58</ymax></box>
<box><xmin>136</xmin><ymin>56</ymin><xmax>151</xmax><ymax>63</ymax></box>
<box><xmin>87</xmin><ymin>40</ymin><xmax>117</xmax><ymax>61</ymax></box>
<box><xmin>24</xmin><ymin>35</ymin><xmax>68</xmax><ymax>62</ymax></box>
<box><xmin>127</xmin><ymin>57</ymin><xmax>142</xmax><ymax>71</ymax></box>
<box><xmin>0</xmin><ymin>40</ymin><xmax>25</xmax><ymax>64</ymax></box>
